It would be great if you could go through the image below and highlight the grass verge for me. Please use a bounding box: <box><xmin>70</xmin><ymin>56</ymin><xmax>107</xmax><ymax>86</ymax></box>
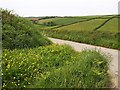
<box><xmin>2</xmin><ymin>44</ymin><xmax>109</xmax><ymax>88</ymax></box>
<box><xmin>40</xmin><ymin>29</ymin><xmax>119</xmax><ymax>50</ymax></box>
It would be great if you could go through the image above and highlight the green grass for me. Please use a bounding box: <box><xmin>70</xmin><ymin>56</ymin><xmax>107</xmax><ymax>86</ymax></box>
<box><xmin>2</xmin><ymin>44</ymin><xmax>109</xmax><ymax>88</ymax></box>
<box><xmin>39</xmin><ymin>15</ymin><xmax>119</xmax><ymax>50</ymax></box>
<box><xmin>55</xmin><ymin>17</ymin><xmax>118</xmax><ymax>32</ymax></box>
<box><xmin>29</xmin><ymin>50</ymin><xmax>109</xmax><ymax>88</ymax></box>
<box><xmin>38</xmin><ymin>17</ymin><xmax>86</xmax><ymax>25</ymax></box>
<box><xmin>56</xmin><ymin>19</ymin><xmax>107</xmax><ymax>31</ymax></box>
<box><xmin>37</xmin><ymin>15</ymin><xmax>119</xmax><ymax>30</ymax></box>
<box><xmin>77</xmin><ymin>15</ymin><xmax>116</xmax><ymax>19</ymax></box>
<box><xmin>37</xmin><ymin>17</ymin><xmax>88</xmax><ymax>29</ymax></box>
<box><xmin>38</xmin><ymin>15</ymin><xmax>116</xmax><ymax>25</ymax></box>
<box><xmin>97</xmin><ymin>18</ymin><xmax>118</xmax><ymax>33</ymax></box>
<box><xmin>40</xmin><ymin>29</ymin><xmax>119</xmax><ymax>50</ymax></box>
<box><xmin>36</xmin><ymin>24</ymin><xmax>60</xmax><ymax>29</ymax></box>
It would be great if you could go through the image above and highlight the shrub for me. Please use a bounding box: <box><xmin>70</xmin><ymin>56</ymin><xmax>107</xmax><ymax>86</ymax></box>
<box><xmin>43</xmin><ymin>21</ymin><xmax>56</xmax><ymax>26</ymax></box>
<box><xmin>1</xmin><ymin>8</ymin><xmax>52</xmax><ymax>49</ymax></box>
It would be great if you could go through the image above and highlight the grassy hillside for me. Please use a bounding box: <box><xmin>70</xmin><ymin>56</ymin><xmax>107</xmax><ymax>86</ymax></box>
<box><xmin>38</xmin><ymin>17</ymin><xmax>86</xmax><ymax>25</ymax></box>
<box><xmin>39</xmin><ymin>15</ymin><xmax>119</xmax><ymax>50</ymax></box>
<box><xmin>56</xmin><ymin>19</ymin><xmax>107</xmax><ymax>31</ymax></box>
<box><xmin>37</xmin><ymin>15</ymin><xmax>117</xmax><ymax>29</ymax></box>
<box><xmin>37</xmin><ymin>17</ymin><xmax>86</xmax><ymax>29</ymax></box>
<box><xmin>97</xmin><ymin>18</ymin><xmax>118</xmax><ymax>33</ymax></box>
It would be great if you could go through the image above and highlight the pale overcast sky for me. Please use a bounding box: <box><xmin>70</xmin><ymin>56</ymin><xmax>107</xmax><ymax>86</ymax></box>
<box><xmin>0</xmin><ymin>0</ymin><xmax>119</xmax><ymax>17</ymax></box>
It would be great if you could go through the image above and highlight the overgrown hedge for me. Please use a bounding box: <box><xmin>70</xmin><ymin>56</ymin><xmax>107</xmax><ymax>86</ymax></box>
<box><xmin>1</xmin><ymin>8</ymin><xmax>52</xmax><ymax>49</ymax></box>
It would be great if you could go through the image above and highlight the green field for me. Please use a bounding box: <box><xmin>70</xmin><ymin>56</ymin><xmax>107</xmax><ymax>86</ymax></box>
<box><xmin>37</xmin><ymin>15</ymin><xmax>118</xmax><ymax>33</ymax></box>
<box><xmin>38</xmin><ymin>17</ymin><xmax>85</xmax><ymax>25</ymax></box>
<box><xmin>38</xmin><ymin>15</ymin><xmax>119</xmax><ymax>50</ymax></box>
<box><xmin>97</xmin><ymin>18</ymin><xmax>118</xmax><ymax>33</ymax></box>
<box><xmin>56</xmin><ymin>19</ymin><xmax>107</xmax><ymax>31</ymax></box>
<box><xmin>38</xmin><ymin>17</ymin><xmax>87</xmax><ymax>29</ymax></box>
<box><xmin>37</xmin><ymin>16</ymin><xmax>109</xmax><ymax>29</ymax></box>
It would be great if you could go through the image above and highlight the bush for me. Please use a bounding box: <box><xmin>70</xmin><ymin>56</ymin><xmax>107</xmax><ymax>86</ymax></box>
<box><xmin>43</xmin><ymin>21</ymin><xmax>56</xmax><ymax>26</ymax></box>
<box><xmin>1</xmin><ymin>8</ymin><xmax>52</xmax><ymax>49</ymax></box>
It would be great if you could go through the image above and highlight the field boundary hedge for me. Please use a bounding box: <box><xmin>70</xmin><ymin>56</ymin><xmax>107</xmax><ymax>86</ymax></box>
<box><xmin>50</xmin><ymin>16</ymin><xmax>119</xmax><ymax>30</ymax></box>
<box><xmin>93</xmin><ymin>16</ymin><xmax>118</xmax><ymax>31</ymax></box>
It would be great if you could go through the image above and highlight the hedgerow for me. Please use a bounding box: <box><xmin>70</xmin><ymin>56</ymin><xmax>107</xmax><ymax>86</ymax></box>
<box><xmin>1</xmin><ymin>8</ymin><xmax>52</xmax><ymax>49</ymax></box>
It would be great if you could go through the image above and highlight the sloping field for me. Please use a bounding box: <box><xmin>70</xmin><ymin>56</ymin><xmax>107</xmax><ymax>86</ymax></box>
<box><xmin>39</xmin><ymin>15</ymin><xmax>119</xmax><ymax>49</ymax></box>
<box><xmin>56</xmin><ymin>19</ymin><xmax>107</xmax><ymax>31</ymax></box>
<box><xmin>37</xmin><ymin>17</ymin><xmax>87</xmax><ymax>29</ymax></box>
<box><xmin>73</xmin><ymin>15</ymin><xmax>114</xmax><ymax>19</ymax></box>
<box><xmin>56</xmin><ymin>17</ymin><xmax>119</xmax><ymax>33</ymax></box>
<box><xmin>38</xmin><ymin>17</ymin><xmax>86</xmax><ymax>25</ymax></box>
<box><xmin>37</xmin><ymin>15</ymin><xmax>119</xmax><ymax>31</ymax></box>
<box><xmin>97</xmin><ymin>18</ymin><xmax>118</xmax><ymax>33</ymax></box>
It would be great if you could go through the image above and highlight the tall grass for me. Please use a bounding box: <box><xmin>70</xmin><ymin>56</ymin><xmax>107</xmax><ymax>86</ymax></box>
<box><xmin>2</xmin><ymin>45</ymin><xmax>109</xmax><ymax>88</ymax></box>
<box><xmin>29</xmin><ymin>49</ymin><xmax>109</xmax><ymax>88</ymax></box>
<box><xmin>40</xmin><ymin>29</ymin><xmax>119</xmax><ymax>50</ymax></box>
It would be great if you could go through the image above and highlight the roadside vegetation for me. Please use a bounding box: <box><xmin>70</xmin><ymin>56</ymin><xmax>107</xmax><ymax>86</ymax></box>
<box><xmin>1</xmin><ymin>8</ymin><xmax>110</xmax><ymax>88</ymax></box>
<box><xmin>41</xmin><ymin>29</ymin><xmax>119</xmax><ymax>50</ymax></box>
<box><xmin>1</xmin><ymin>8</ymin><xmax>52</xmax><ymax>49</ymax></box>
<box><xmin>3</xmin><ymin>45</ymin><xmax>109</xmax><ymax>88</ymax></box>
